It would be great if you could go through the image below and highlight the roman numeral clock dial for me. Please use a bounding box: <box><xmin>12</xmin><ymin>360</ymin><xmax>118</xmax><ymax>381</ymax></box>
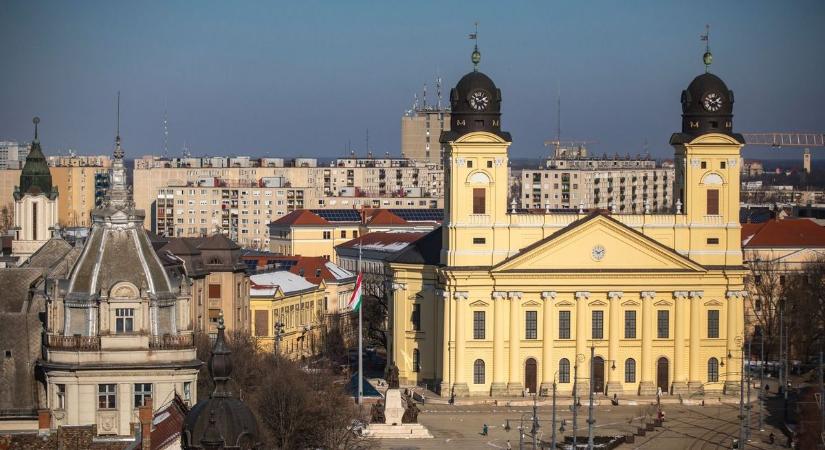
<box><xmin>702</xmin><ymin>92</ymin><xmax>723</xmax><ymax>112</ymax></box>
<box><xmin>468</xmin><ymin>89</ymin><xmax>490</xmax><ymax>111</ymax></box>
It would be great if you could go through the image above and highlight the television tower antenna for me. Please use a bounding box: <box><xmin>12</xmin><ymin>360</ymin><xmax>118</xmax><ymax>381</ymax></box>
<box><xmin>423</xmin><ymin>83</ymin><xmax>428</xmax><ymax>109</ymax></box>
<box><xmin>163</xmin><ymin>107</ymin><xmax>169</xmax><ymax>157</ymax></box>
<box><xmin>556</xmin><ymin>80</ymin><xmax>561</xmax><ymax>143</ymax></box>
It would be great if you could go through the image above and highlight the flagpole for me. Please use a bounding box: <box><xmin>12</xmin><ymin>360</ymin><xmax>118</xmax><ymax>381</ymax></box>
<box><xmin>357</xmin><ymin>232</ymin><xmax>363</xmax><ymax>405</ymax></box>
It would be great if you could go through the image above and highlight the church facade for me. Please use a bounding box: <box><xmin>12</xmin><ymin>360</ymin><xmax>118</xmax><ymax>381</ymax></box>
<box><xmin>389</xmin><ymin>50</ymin><xmax>746</xmax><ymax>397</ymax></box>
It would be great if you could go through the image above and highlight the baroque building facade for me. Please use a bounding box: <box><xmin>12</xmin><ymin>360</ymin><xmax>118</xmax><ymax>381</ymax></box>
<box><xmin>389</xmin><ymin>50</ymin><xmax>746</xmax><ymax>398</ymax></box>
<box><xmin>39</xmin><ymin>132</ymin><xmax>199</xmax><ymax>436</ymax></box>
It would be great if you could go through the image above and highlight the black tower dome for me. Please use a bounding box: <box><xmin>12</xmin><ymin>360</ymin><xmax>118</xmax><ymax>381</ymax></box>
<box><xmin>680</xmin><ymin>72</ymin><xmax>735</xmax><ymax>136</ymax></box>
<box><xmin>440</xmin><ymin>46</ymin><xmax>511</xmax><ymax>143</ymax></box>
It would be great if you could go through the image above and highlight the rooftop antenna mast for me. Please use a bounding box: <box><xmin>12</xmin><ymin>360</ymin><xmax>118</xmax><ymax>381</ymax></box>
<box><xmin>701</xmin><ymin>24</ymin><xmax>712</xmax><ymax>73</ymax></box>
<box><xmin>422</xmin><ymin>83</ymin><xmax>428</xmax><ymax>109</ymax></box>
<box><xmin>436</xmin><ymin>72</ymin><xmax>443</xmax><ymax>110</ymax></box>
<box><xmin>366</xmin><ymin>129</ymin><xmax>371</xmax><ymax>158</ymax></box>
<box><xmin>163</xmin><ymin>104</ymin><xmax>169</xmax><ymax>158</ymax></box>
<box><xmin>556</xmin><ymin>80</ymin><xmax>561</xmax><ymax>143</ymax></box>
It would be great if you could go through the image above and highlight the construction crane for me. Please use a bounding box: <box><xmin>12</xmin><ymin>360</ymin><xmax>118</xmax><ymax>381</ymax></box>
<box><xmin>741</xmin><ymin>132</ymin><xmax>825</xmax><ymax>148</ymax></box>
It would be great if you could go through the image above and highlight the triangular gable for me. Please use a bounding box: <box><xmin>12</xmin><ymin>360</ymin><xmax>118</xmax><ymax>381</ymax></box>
<box><xmin>621</xmin><ymin>300</ymin><xmax>640</xmax><ymax>307</ymax></box>
<box><xmin>522</xmin><ymin>300</ymin><xmax>541</xmax><ymax>307</ymax></box>
<box><xmin>494</xmin><ymin>213</ymin><xmax>706</xmax><ymax>273</ymax></box>
<box><xmin>653</xmin><ymin>299</ymin><xmax>673</xmax><ymax>307</ymax></box>
<box><xmin>469</xmin><ymin>300</ymin><xmax>489</xmax><ymax>307</ymax></box>
<box><xmin>704</xmin><ymin>299</ymin><xmax>723</xmax><ymax>307</ymax></box>
<box><xmin>588</xmin><ymin>300</ymin><xmax>607</xmax><ymax>307</ymax></box>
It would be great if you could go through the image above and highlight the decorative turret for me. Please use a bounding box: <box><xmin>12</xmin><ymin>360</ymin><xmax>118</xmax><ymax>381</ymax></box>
<box><xmin>182</xmin><ymin>313</ymin><xmax>261</xmax><ymax>450</ymax></box>
<box><xmin>15</xmin><ymin>117</ymin><xmax>57</xmax><ymax>201</ymax></box>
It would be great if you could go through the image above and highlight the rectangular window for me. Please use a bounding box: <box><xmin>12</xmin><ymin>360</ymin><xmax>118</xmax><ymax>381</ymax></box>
<box><xmin>323</xmin><ymin>231</ymin><xmax>331</xmax><ymax>239</ymax></box>
<box><xmin>115</xmin><ymin>308</ymin><xmax>134</xmax><ymax>333</ymax></box>
<box><xmin>208</xmin><ymin>284</ymin><xmax>221</xmax><ymax>298</ymax></box>
<box><xmin>559</xmin><ymin>311</ymin><xmax>571</xmax><ymax>339</ymax></box>
<box><xmin>411</xmin><ymin>304</ymin><xmax>421</xmax><ymax>331</ymax></box>
<box><xmin>592</xmin><ymin>311</ymin><xmax>604</xmax><ymax>339</ymax></box>
<box><xmin>473</xmin><ymin>237</ymin><xmax>486</xmax><ymax>244</ymax></box>
<box><xmin>473</xmin><ymin>188</ymin><xmax>485</xmax><ymax>214</ymax></box>
<box><xmin>486</xmin><ymin>160</ymin><xmax>493</xmax><ymax>168</ymax></box>
<box><xmin>525</xmin><ymin>311</ymin><xmax>538</xmax><ymax>339</ymax></box>
<box><xmin>98</xmin><ymin>384</ymin><xmax>116</xmax><ymax>409</ymax></box>
<box><xmin>134</xmin><ymin>383</ymin><xmax>152</xmax><ymax>408</ymax></box>
<box><xmin>473</xmin><ymin>311</ymin><xmax>485</xmax><ymax>340</ymax></box>
<box><xmin>657</xmin><ymin>310</ymin><xmax>670</xmax><ymax>338</ymax></box>
<box><xmin>183</xmin><ymin>382</ymin><xmax>192</xmax><ymax>404</ymax></box>
<box><xmin>254</xmin><ymin>310</ymin><xmax>269</xmax><ymax>337</ymax></box>
<box><xmin>707</xmin><ymin>189</ymin><xmax>719</xmax><ymax>215</ymax></box>
<box><xmin>624</xmin><ymin>310</ymin><xmax>637</xmax><ymax>339</ymax></box>
<box><xmin>56</xmin><ymin>384</ymin><xmax>66</xmax><ymax>410</ymax></box>
<box><xmin>340</xmin><ymin>230</ymin><xmax>346</xmax><ymax>238</ymax></box>
<box><xmin>707</xmin><ymin>237</ymin><xmax>719</xmax><ymax>244</ymax></box>
<box><xmin>708</xmin><ymin>310</ymin><xmax>720</xmax><ymax>338</ymax></box>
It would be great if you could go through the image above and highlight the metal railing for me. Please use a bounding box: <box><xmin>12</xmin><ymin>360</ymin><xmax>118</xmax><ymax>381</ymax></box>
<box><xmin>47</xmin><ymin>334</ymin><xmax>101</xmax><ymax>351</ymax></box>
<box><xmin>149</xmin><ymin>333</ymin><xmax>194</xmax><ymax>349</ymax></box>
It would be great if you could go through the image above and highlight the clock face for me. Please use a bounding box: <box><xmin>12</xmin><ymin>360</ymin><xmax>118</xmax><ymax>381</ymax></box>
<box><xmin>702</xmin><ymin>92</ymin><xmax>723</xmax><ymax>112</ymax></box>
<box><xmin>468</xmin><ymin>89</ymin><xmax>490</xmax><ymax>111</ymax></box>
<box><xmin>591</xmin><ymin>244</ymin><xmax>606</xmax><ymax>261</ymax></box>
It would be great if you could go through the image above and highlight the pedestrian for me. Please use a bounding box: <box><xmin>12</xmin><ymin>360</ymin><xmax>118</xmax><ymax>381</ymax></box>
<box><xmin>765</xmin><ymin>383</ymin><xmax>770</xmax><ymax>393</ymax></box>
<box><xmin>768</xmin><ymin>432</ymin><xmax>775</xmax><ymax>444</ymax></box>
<box><xmin>506</xmin><ymin>439</ymin><xmax>512</xmax><ymax>449</ymax></box>
<box><xmin>482</xmin><ymin>423</ymin><xmax>488</xmax><ymax>436</ymax></box>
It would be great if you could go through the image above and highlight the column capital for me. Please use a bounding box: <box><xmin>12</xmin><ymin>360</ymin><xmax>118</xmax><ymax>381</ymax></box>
<box><xmin>608</xmin><ymin>291</ymin><xmax>623</xmax><ymax>300</ymax></box>
<box><xmin>640</xmin><ymin>291</ymin><xmax>656</xmax><ymax>299</ymax></box>
<box><xmin>575</xmin><ymin>291</ymin><xmax>590</xmax><ymax>300</ymax></box>
<box><xmin>725</xmin><ymin>290</ymin><xmax>747</xmax><ymax>299</ymax></box>
<box><xmin>507</xmin><ymin>291</ymin><xmax>523</xmax><ymax>299</ymax></box>
<box><xmin>541</xmin><ymin>291</ymin><xmax>557</xmax><ymax>300</ymax></box>
<box><xmin>689</xmin><ymin>290</ymin><xmax>704</xmax><ymax>299</ymax></box>
<box><xmin>673</xmin><ymin>291</ymin><xmax>689</xmax><ymax>299</ymax></box>
<box><xmin>492</xmin><ymin>291</ymin><xmax>507</xmax><ymax>299</ymax></box>
<box><xmin>436</xmin><ymin>289</ymin><xmax>447</xmax><ymax>298</ymax></box>
<box><xmin>391</xmin><ymin>282</ymin><xmax>407</xmax><ymax>291</ymax></box>
<box><xmin>454</xmin><ymin>291</ymin><xmax>469</xmax><ymax>300</ymax></box>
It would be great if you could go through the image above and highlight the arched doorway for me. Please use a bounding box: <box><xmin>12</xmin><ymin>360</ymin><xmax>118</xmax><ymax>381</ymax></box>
<box><xmin>657</xmin><ymin>357</ymin><xmax>669</xmax><ymax>394</ymax></box>
<box><xmin>593</xmin><ymin>357</ymin><xmax>605</xmax><ymax>393</ymax></box>
<box><xmin>524</xmin><ymin>358</ymin><xmax>537</xmax><ymax>394</ymax></box>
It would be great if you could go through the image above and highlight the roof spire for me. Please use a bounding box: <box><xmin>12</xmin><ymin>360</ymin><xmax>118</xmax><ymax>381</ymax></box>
<box><xmin>33</xmin><ymin>116</ymin><xmax>40</xmax><ymax>141</ymax></box>
<box><xmin>208</xmin><ymin>311</ymin><xmax>233</xmax><ymax>398</ymax></box>
<box><xmin>114</xmin><ymin>92</ymin><xmax>124</xmax><ymax>160</ymax></box>
<box><xmin>701</xmin><ymin>24</ymin><xmax>712</xmax><ymax>73</ymax></box>
<box><xmin>469</xmin><ymin>22</ymin><xmax>480</xmax><ymax>71</ymax></box>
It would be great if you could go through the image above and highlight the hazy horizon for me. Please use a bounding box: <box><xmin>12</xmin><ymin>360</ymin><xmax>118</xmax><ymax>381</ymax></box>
<box><xmin>1</xmin><ymin>1</ymin><xmax>823</xmax><ymax>161</ymax></box>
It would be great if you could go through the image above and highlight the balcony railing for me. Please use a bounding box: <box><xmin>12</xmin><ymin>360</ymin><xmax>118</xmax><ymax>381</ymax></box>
<box><xmin>47</xmin><ymin>334</ymin><xmax>101</xmax><ymax>351</ymax></box>
<box><xmin>149</xmin><ymin>333</ymin><xmax>194</xmax><ymax>349</ymax></box>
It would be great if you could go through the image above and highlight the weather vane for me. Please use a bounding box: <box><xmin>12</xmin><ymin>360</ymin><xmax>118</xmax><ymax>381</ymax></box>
<box><xmin>701</xmin><ymin>24</ymin><xmax>712</xmax><ymax>72</ymax></box>
<box><xmin>469</xmin><ymin>22</ymin><xmax>480</xmax><ymax>70</ymax></box>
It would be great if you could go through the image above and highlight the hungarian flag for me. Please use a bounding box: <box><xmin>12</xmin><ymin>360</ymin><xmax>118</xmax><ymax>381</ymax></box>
<box><xmin>347</xmin><ymin>273</ymin><xmax>364</xmax><ymax>312</ymax></box>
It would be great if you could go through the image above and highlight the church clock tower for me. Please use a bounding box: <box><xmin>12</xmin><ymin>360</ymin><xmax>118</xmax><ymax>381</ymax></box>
<box><xmin>440</xmin><ymin>45</ymin><xmax>513</xmax><ymax>267</ymax></box>
<box><xmin>12</xmin><ymin>117</ymin><xmax>58</xmax><ymax>262</ymax></box>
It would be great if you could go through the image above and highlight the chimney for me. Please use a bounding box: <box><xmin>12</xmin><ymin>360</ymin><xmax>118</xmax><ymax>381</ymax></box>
<box><xmin>139</xmin><ymin>398</ymin><xmax>153</xmax><ymax>450</ymax></box>
<box><xmin>37</xmin><ymin>409</ymin><xmax>51</xmax><ymax>435</ymax></box>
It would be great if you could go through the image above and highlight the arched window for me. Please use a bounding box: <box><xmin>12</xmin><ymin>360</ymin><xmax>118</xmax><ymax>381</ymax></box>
<box><xmin>625</xmin><ymin>358</ymin><xmax>636</xmax><ymax>383</ymax></box>
<box><xmin>559</xmin><ymin>358</ymin><xmax>570</xmax><ymax>383</ymax></box>
<box><xmin>473</xmin><ymin>359</ymin><xmax>485</xmax><ymax>384</ymax></box>
<box><xmin>708</xmin><ymin>358</ymin><xmax>719</xmax><ymax>382</ymax></box>
<box><xmin>412</xmin><ymin>349</ymin><xmax>420</xmax><ymax>373</ymax></box>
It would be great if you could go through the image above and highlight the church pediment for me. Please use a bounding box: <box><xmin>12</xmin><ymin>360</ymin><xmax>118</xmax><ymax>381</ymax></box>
<box><xmin>493</xmin><ymin>213</ymin><xmax>705</xmax><ymax>273</ymax></box>
<box><xmin>588</xmin><ymin>300</ymin><xmax>607</xmax><ymax>307</ymax></box>
<box><xmin>653</xmin><ymin>299</ymin><xmax>673</xmax><ymax>307</ymax></box>
<box><xmin>621</xmin><ymin>300</ymin><xmax>640</xmax><ymax>307</ymax></box>
<box><xmin>469</xmin><ymin>300</ymin><xmax>489</xmax><ymax>307</ymax></box>
<box><xmin>704</xmin><ymin>299</ymin><xmax>723</xmax><ymax>307</ymax></box>
<box><xmin>521</xmin><ymin>300</ymin><xmax>541</xmax><ymax>307</ymax></box>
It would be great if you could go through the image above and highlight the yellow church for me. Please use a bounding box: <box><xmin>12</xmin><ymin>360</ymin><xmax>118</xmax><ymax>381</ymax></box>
<box><xmin>388</xmin><ymin>47</ymin><xmax>746</xmax><ymax>398</ymax></box>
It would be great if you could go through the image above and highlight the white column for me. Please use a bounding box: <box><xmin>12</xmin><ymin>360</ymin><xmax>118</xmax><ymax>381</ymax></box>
<box><xmin>491</xmin><ymin>291</ymin><xmax>508</xmax><ymax>396</ymax></box>
<box><xmin>507</xmin><ymin>291</ymin><xmax>523</xmax><ymax>395</ymax></box>
<box><xmin>575</xmin><ymin>291</ymin><xmax>589</xmax><ymax>397</ymax></box>
<box><xmin>607</xmin><ymin>291</ymin><xmax>623</xmax><ymax>395</ymax></box>
<box><xmin>540</xmin><ymin>291</ymin><xmax>556</xmax><ymax>395</ymax></box>
<box><xmin>672</xmin><ymin>291</ymin><xmax>690</xmax><ymax>394</ymax></box>
<box><xmin>686</xmin><ymin>291</ymin><xmax>703</xmax><ymax>392</ymax></box>
<box><xmin>639</xmin><ymin>291</ymin><xmax>657</xmax><ymax>395</ymax></box>
<box><xmin>439</xmin><ymin>290</ymin><xmax>451</xmax><ymax>396</ymax></box>
<box><xmin>453</xmin><ymin>291</ymin><xmax>469</xmax><ymax>396</ymax></box>
<box><xmin>724</xmin><ymin>290</ymin><xmax>744</xmax><ymax>395</ymax></box>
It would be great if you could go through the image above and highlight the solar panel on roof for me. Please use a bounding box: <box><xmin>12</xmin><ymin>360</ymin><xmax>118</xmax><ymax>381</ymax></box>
<box><xmin>311</xmin><ymin>209</ymin><xmax>361</xmax><ymax>222</ymax></box>
<box><xmin>391</xmin><ymin>209</ymin><xmax>443</xmax><ymax>221</ymax></box>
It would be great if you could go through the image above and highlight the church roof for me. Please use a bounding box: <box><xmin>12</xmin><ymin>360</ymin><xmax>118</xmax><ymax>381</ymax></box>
<box><xmin>366</xmin><ymin>209</ymin><xmax>408</xmax><ymax>226</ymax></box>
<box><xmin>389</xmin><ymin>228</ymin><xmax>442</xmax><ymax>266</ymax></box>
<box><xmin>271</xmin><ymin>209</ymin><xmax>330</xmax><ymax>226</ymax></box>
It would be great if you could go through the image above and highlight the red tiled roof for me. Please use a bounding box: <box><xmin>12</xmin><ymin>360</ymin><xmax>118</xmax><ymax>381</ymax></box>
<box><xmin>272</xmin><ymin>209</ymin><xmax>330</xmax><ymax>226</ymax></box>
<box><xmin>741</xmin><ymin>219</ymin><xmax>825</xmax><ymax>248</ymax></box>
<box><xmin>366</xmin><ymin>209</ymin><xmax>408</xmax><ymax>226</ymax></box>
<box><xmin>288</xmin><ymin>256</ymin><xmax>335</xmax><ymax>284</ymax></box>
<box><xmin>150</xmin><ymin>395</ymin><xmax>189</xmax><ymax>450</ymax></box>
<box><xmin>336</xmin><ymin>231</ymin><xmax>427</xmax><ymax>249</ymax></box>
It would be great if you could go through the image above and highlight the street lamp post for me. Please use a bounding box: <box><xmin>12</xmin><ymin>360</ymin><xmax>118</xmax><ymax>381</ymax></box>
<box><xmin>759</xmin><ymin>330</ymin><xmax>765</xmax><ymax>431</ymax></box>
<box><xmin>572</xmin><ymin>353</ymin><xmax>584</xmax><ymax>449</ymax></box>
<box><xmin>746</xmin><ymin>337</ymin><xmax>752</xmax><ymax>441</ymax></box>
<box><xmin>551</xmin><ymin>374</ymin><xmax>558</xmax><ymax>450</ymax></box>
<box><xmin>587</xmin><ymin>345</ymin><xmax>596</xmax><ymax>449</ymax></box>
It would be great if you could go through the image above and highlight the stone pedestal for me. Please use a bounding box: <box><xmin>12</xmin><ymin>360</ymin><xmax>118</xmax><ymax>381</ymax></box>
<box><xmin>384</xmin><ymin>389</ymin><xmax>405</xmax><ymax>426</ymax></box>
<box><xmin>671</xmin><ymin>381</ymin><xmax>689</xmax><ymax>396</ymax></box>
<box><xmin>438</xmin><ymin>382</ymin><xmax>450</xmax><ymax>397</ymax></box>
<box><xmin>638</xmin><ymin>381</ymin><xmax>657</xmax><ymax>396</ymax></box>
<box><xmin>606</xmin><ymin>382</ymin><xmax>623</xmax><ymax>396</ymax></box>
<box><xmin>539</xmin><ymin>382</ymin><xmax>553</xmax><ymax>397</ymax></box>
<box><xmin>507</xmin><ymin>382</ymin><xmax>524</xmax><ymax>396</ymax></box>
<box><xmin>452</xmin><ymin>382</ymin><xmax>469</xmax><ymax>397</ymax></box>
<box><xmin>490</xmin><ymin>382</ymin><xmax>508</xmax><ymax>397</ymax></box>
<box><xmin>688</xmin><ymin>381</ymin><xmax>704</xmax><ymax>395</ymax></box>
<box><xmin>724</xmin><ymin>381</ymin><xmax>740</xmax><ymax>396</ymax></box>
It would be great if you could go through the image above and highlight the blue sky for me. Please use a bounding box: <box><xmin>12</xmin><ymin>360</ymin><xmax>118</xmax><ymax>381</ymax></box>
<box><xmin>1</xmin><ymin>1</ymin><xmax>823</xmax><ymax>160</ymax></box>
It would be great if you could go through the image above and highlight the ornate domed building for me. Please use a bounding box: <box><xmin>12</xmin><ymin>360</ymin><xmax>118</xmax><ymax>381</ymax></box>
<box><xmin>182</xmin><ymin>314</ymin><xmax>260</xmax><ymax>450</ymax></box>
<box><xmin>388</xmin><ymin>44</ymin><xmax>746</xmax><ymax>398</ymax></box>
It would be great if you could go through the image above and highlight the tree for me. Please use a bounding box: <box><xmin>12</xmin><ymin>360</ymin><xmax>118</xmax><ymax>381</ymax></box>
<box><xmin>357</xmin><ymin>274</ymin><xmax>389</xmax><ymax>353</ymax></box>
<box><xmin>784</xmin><ymin>257</ymin><xmax>825</xmax><ymax>362</ymax></box>
<box><xmin>745</xmin><ymin>257</ymin><xmax>787</xmax><ymax>361</ymax></box>
<box><xmin>194</xmin><ymin>330</ymin><xmax>373</xmax><ymax>449</ymax></box>
<box><xmin>0</xmin><ymin>203</ymin><xmax>13</xmax><ymax>234</ymax></box>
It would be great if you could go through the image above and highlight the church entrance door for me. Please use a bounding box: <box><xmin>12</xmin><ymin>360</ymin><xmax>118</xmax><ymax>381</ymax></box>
<box><xmin>657</xmin><ymin>357</ymin><xmax>669</xmax><ymax>394</ymax></box>
<box><xmin>593</xmin><ymin>357</ymin><xmax>605</xmax><ymax>393</ymax></box>
<box><xmin>524</xmin><ymin>358</ymin><xmax>537</xmax><ymax>394</ymax></box>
